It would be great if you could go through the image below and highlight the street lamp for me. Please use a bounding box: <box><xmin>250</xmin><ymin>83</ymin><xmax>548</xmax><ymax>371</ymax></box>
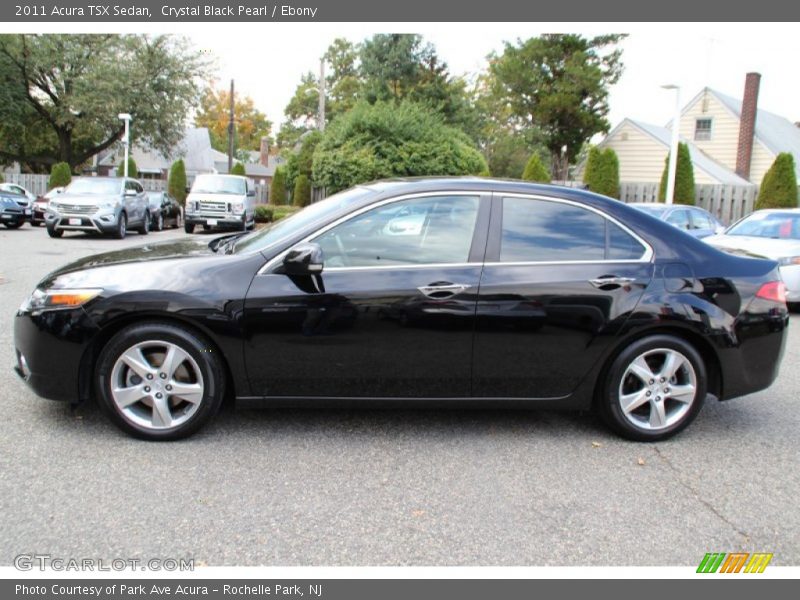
<box><xmin>118</xmin><ymin>113</ymin><xmax>132</xmax><ymax>178</ymax></box>
<box><xmin>661</xmin><ymin>84</ymin><xmax>681</xmax><ymax>205</ymax></box>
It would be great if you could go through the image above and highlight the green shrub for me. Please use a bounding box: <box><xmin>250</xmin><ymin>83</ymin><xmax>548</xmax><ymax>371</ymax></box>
<box><xmin>293</xmin><ymin>174</ymin><xmax>311</xmax><ymax>207</ymax></box>
<box><xmin>231</xmin><ymin>162</ymin><xmax>246</xmax><ymax>176</ymax></box>
<box><xmin>49</xmin><ymin>162</ymin><xmax>72</xmax><ymax>189</ymax></box>
<box><xmin>116</xmin><ymin>157</ymin><xmax>138</xmax><ymax>178</ymax></box>
<box><xmin>583</xmin><ymin>147</ymin><xmax>619</xmax><ymax>198</ymax></box>
<box><xmin>272</xmin><ymin>205</ymin><xmax>301</xmax><ymax>221</ymax></box>
<box><xmin>270</xmin><ymin>166</ymin><xmax>288</xmax><ymax>205</ymax></box>
<box><xmin>312</xmin><ymin>101</ymin><xmax>488</xmax><ymax>193</ymax></box>
<box><xmin>254</xmin><ymin>204</ymin><xmax>274</xmax><ymax>222</ymax></box>
<box><xmin>659</xmin><ymin>142</ymin><xmax>695</xmax><ymax>205</ymax></box>
<box><xmin>168</xmin><ymin>159</ymin><xmax>187</xmax><ymax>205</ymax></box>
<box><xmin>582</xmin><ymin>147</ymin><xmax>600</xmax><ymax>188</ymax></box>
<box><xmin>521</xmin><ymin>153</ymin><xmax>550</xmax><ymax>182</ymax></box>
<box><xmin>756</xmin><ymin>153</ymin><xmax>798</xmax><ymax>209</ymax></box>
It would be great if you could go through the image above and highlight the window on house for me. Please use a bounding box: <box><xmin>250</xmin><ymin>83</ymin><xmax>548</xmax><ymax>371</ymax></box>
<box><xmin>694</xmin><ymin>118</ymin><xmax>712</xmax><ymax>141</ymax></box>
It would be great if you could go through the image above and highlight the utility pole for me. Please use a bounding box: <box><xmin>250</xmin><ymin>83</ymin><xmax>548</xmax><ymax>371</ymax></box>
<box><xmin>661</xmin><ymin>84</ymin><xmax>681</xmax><ymax>205</ymax></box>
<box><xmin>227</xmin><ymin>79</ymin><xmax>235</xmax><ymax>173</ymax></box>
<box><xmin>318</xmin><ymin>58</ymin><xmax>326</xmax><ymax>132</ymax></box>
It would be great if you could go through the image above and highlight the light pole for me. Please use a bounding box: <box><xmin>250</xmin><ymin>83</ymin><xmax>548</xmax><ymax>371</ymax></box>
<box><xmin>661</xmin><ymin>84</ymin><xmax>681</xmax><ymax>205</ymax></box>
<box><xmin>118</xmin><ymin>113</ymin><xmax>132</xmax><ymax>178</ymax></box>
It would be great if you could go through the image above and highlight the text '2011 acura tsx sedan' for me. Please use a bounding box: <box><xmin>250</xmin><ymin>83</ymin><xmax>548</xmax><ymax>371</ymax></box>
<box><xmin>13</xmin><ymin>179</ymin><xmax>790</xmax><ymax>441</ymax></box>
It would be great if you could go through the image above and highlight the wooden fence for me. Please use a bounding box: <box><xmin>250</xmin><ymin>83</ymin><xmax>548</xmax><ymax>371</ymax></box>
<box><xmin>619</xmin><ymin>182</ymin><xmax>761</xmax><ymax>225</ymax></box>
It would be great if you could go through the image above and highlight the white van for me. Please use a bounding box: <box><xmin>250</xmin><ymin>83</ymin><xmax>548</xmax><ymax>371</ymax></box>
<box><xmin>183</xmin><ymin>174</ymin><xmax>256</xmax><ymax>234</ymax></box>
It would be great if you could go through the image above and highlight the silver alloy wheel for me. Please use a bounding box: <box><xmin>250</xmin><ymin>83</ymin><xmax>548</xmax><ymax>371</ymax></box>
<box><xmin>618</xmin><ymin>348</ymin><xmax>698</xmax><ymax>431</ymax></box>
<box><xmin>109</xmin><ymin>340</ymin><xmax>204</xmax><ymax>430</ymax></box>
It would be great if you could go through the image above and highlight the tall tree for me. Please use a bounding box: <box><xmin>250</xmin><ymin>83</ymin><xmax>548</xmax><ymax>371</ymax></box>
<box><xmin>324</xmin><ymin>38</ymin><xmax>360</xmax><ymax>117</ymax></box>
<box><xmin>360</xmin><ymin>34</ymin><xmax>426</xmax><ymax>102</ymax></box>
<box><xmin>487</xmin><ymin>34</ymin><xmax>626</xmax><ymax>180</ymax></box>
<box><xmin>168</xmin><ymin>159</ymin><xmax>187</xmax><ymax>205</ymax></box>
<box><xmin>194</xmin><ymin>85</ymin><xmax>272</xmax><ymax>155</ymax></box>
<box><xmin>659</xmin><ymin>142</ymin><xmax>696</xmax><ymax>205</ymax></box>
<box><xmin>0</xmin><ymin>34</ymin><xmax>207</xmax><ymax>172</ymax></box>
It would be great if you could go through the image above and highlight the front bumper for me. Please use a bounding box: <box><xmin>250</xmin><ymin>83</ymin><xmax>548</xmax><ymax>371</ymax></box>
<box><xmin>1</xmin><ymin>210</ymin><xmax>27</xmax><ymax>225</ymax></box>
<box><xmin>46</xmin><ymin>208</ymin><xmax>120</xmax><ymax>233</ymax></box>
<box><xmin>185</xmin><ymin>213</ymin><xmax>245</xmax><ymax>228</ymax></box>
<box><xmin>13</xmin><ymin>308</ymin><xmax>100</xmax><ymax>403</ymax></box>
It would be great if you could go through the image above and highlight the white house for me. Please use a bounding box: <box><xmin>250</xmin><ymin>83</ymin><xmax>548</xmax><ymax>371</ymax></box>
<box><xmin>595</xmin><ymin>73</ymin><xmax>800</xmax><ymax>186</ymax></box>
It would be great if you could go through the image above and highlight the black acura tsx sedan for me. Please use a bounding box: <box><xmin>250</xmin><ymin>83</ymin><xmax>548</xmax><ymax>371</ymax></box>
<box><xmin>13</xmin><ymin>178</ymin><xmax>789</xmax><ymax>441</ymax></box>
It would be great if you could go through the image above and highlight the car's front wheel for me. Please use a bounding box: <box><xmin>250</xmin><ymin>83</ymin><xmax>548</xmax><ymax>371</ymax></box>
<box><xmin>46</xmin><ymin>224</ymin><xmax>63</xmax><ymax>238</ymax></box>
<box><xmin>113</xmin><ymin>213</ymin><xmax>127</xmax><ymax>239</ymax></box>
<box><xmin>95</xmin><ymin>322</ymin><xmax>226</xmax><ymax>440</ymax></box>
<box><xmin>598</xmin><ymin>335</ymin><xmax>707</xmax><ymax>441</ymax></box>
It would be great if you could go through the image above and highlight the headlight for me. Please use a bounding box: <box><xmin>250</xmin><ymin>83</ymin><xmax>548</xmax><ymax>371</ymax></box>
<box><xmin>99</xmin><ymin>200</ymin><xmax>118</xmax><ymax>209</ymax></box>
<box><xmin>232</xmin><ymin>202</ymin><xmax>245</xmax><ymax>215</ymax></box>
<box><xmin>778</xmin><ymin>256</ymin><xmax>800</xmax><ymax>266</ymax></box>
<box><xmin>19</xmin><ymin>288</ymin><xmax>103</xmax><ymax>313</ymax></box>
<box><xmin>48</xmin><ymin>201</ymin><xmax>60</xmax><ymax>210</ymax></box>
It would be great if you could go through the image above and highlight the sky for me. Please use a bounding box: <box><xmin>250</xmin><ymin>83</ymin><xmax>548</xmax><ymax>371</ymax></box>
<box><xmin>4</xmin><ymin>22</ymin><xmax>799</xmax><ymax>137</ymax></box>
<box><xmin>190</xmin><ymin>22</ymin><xmax>800</xmax><ymax>136</ymax></box>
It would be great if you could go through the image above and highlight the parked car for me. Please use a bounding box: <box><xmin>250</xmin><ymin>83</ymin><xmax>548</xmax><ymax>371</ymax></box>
<box><xmin>146</xmin><ymin>191</ymin><xmax>183</xmax><ymax>231</ymax></box>
<box><xmin>629</xmin><ymin>203</ymin><xmax>725</xmax><ymax>238</ymax></box>
<box><xmin>0</xmin><ymin>190</ymin><xmax>30</xmax><ymax>228</ymax></box>
<box><xmin>14</xmin><ymin>179</ymin><xmax>789</xmax><ymax>441</ymax></box>
<box><xmin>705</xmin><ymin>209</ymin><xmax>800</xmax><ymax>306</ymax></box>
<box><xmin>45</xmin><ymin>177</ymin><xmax>150</xmax><ymax>239</ymax></box>
<box><xmin>0</xmin><ymin>182</ymin><xmax>38</xmax><ymax>204</ymax></box>
<box><xmin>30</xmin><ymin>187</ymin><xmax>63</xmax><ymax>226</ymax></box>
<box><xmin>183</xmin><ymin>174</ymin><xmax>256</xmax><ymax>233</ymax></box>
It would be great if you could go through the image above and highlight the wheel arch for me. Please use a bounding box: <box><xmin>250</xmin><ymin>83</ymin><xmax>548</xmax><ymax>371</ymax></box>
<box><xmin>593</xmin><ymin>324</ymin><xmax>723</xmax><ymax>406</ymax></box>
<box><xmin>78</xmin><ymin>312</ymin><xmax>237</xmax><ymax>406</ymax></box>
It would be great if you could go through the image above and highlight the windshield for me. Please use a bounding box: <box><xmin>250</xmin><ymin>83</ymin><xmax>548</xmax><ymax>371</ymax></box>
<box><xmin>65</xmin><ymin>178</ymin><xmax>122</xmax><ymax>195</ymax></box>
<box><xmin>633</xmin><ymin>204</ymin><xmax>669</xmax><ymax>217</ymax></box>
<box><xmin>191</xmin><ymin>175</ymin><xmax>247</xmax><ymax>195</ymax></box>
<box><xmin>727</xmin><ymin>212</ymin><xmax>800</xmax><ymax>240</ymax></box>
<box><xmin>234</xmin><ymin>187</ymin><xmax>373</xmax><ymax>254</ymax></box>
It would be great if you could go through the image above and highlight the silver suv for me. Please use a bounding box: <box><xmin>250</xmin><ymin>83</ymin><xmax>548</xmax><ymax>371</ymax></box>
<box><xmin>46</xmin><ymin>177</ymin><xmax>150</xmax><ymax>239</ymax></box>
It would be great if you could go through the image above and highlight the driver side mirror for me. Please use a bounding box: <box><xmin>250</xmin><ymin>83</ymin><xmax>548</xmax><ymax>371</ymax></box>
<box><xmin>282</xmin><ymin>242</ymin><xmax>324</xmax><ymax>275</ymax></box>
<box><xmin>124</xmin><ymin>188</ymin><xmax>137</xmax><ymax>197</ymax></box>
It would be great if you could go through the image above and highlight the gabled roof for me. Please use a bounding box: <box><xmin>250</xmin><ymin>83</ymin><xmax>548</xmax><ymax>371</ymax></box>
<box><xmin>606</xmin><ymin>118</ymin><xmax>752</xmax><ymax>185</ymax></box>
<box><xmin>709</xmin><ymin>88</ymin><xmax>800</xmax><ymax>162</ymax></box>
<box><xmin>211</xmin><ymin>148</ymin><xmax>285</xmax><ymax>178</ymax></box>
<box><xmin>99</xmin><ymin>128</ymin><xmax>215</xmax><ymax>174</ymax></box>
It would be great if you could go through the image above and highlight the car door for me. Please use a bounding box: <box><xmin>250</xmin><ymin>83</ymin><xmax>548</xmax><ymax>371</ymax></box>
<box><xmin>472</xmin><ymin>193</ymin><xmax>654</xmax><ymax>398</ymax></box>
<box><xmin>242</xmin><ymin>192</ymin><xmax>491</xmax><ymax>398</ymax></box>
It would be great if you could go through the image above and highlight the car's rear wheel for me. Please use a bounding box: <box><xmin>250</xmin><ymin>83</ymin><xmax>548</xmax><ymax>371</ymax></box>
<box><xmin>202</xmin><ymin>224</ymin><xmax>211</xmax><ymax>231</ymax></box>
<box><xmin>598</xmin><ymin>335</ymin><xmax>707</xmax><ymax>441</ymax></box>
<box><xmin>95</xmin><ymin>322</ymin><xmax>225</xmax><ymax>440</ymax></box>
<box><xmin>137</xmin><ymin>212</ymin><xmax>150</xmax><ymax>235</ymax></box>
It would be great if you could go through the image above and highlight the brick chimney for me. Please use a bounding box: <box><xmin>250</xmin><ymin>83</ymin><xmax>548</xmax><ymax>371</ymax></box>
<box><xmin>735</xmin><ymin>72</ymin><xmax>761</xmax><ymax>180</ymax></box>
<box><xmin>259</xmin><ymin>137</ymin><xmax>270</xmax><ymax>167</ymax></box>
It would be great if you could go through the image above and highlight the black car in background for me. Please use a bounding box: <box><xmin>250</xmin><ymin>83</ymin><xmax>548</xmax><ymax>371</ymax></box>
<box><xmin>13</xmin><ymin>179</ymin><xmax>789</xmax><ymax>441</ymax></box>
<box><xmin>147</xmin><ymin>191</ymin><xmax>183</xmax><ymax>231</ymax></box>
<box><xmin>1</xmin><ymin>190</ymin><xmax>30</xmax><ymax>228</ymax></box>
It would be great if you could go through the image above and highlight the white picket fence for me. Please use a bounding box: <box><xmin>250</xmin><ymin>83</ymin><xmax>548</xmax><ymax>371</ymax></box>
<box><xmin>619</xmin><ymin>182</ymin><xmax>761</xmax><ymax>225</ymax></box>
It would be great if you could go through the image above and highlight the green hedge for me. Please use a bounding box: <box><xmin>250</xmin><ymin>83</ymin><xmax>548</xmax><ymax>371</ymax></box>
<box><xmin>756</xmin><ymin>153</ymin><xmax>798</xmax><ymax>209</ymax></box>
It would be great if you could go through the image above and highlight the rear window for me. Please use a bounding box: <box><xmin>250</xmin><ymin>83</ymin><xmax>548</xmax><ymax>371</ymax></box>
<box><xmin>500</xmin><ymin>197</ymin><xmax>646</xmax><ymax>262</ymax></box>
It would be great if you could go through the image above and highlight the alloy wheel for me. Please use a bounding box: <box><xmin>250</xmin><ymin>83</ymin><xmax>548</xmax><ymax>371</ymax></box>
<box><xmin>618</xmin><ymin>348</ymin><xmax>698</xmax><ymax>431</ymax></box>
<box><xmin>109</xmin><ymin>340</ymin><xmax>204</xmax><ymax>430</ymax></box>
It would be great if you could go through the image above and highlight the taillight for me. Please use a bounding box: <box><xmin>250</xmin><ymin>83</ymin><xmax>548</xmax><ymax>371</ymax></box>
<box><xmin>755</xmin><ymin>281</ymin><xmax>787</xmax><ymax>304</ymax></box>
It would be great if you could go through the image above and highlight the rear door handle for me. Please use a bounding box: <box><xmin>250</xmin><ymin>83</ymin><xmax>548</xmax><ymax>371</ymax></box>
<box><xmin>589</xmin><ymin>276</ymin><xmax>636</xmax><ymax>288</ymax></box>
<box><xmin>417</xmin><ymin>283</ymin><xmax>472</xmax><ymax>298</ymax></box>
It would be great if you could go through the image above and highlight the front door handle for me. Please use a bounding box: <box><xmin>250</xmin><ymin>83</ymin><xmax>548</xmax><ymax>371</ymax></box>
<box><xmin>589</xmin><ymin>276</ymin><xmax>636</xmax><ymax>288</ymax></box>
<box><xmin>417</xmin><ymin>282</ymin><xmax>472</xmax><ymax>298</ymax></box>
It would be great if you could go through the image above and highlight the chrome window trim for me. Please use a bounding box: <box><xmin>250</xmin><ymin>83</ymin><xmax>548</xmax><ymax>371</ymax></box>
<box><xmin>496</xmin><ymin>192</ymin><xmax>654</xmax><ymax>264</ymax></box>
<box><xmin>257</xmin><ymin>190</ymin><xmax>485</xmax><ymax>275</ymax></box>
<box><xmin>257</xmin><ymin>190</ymin><xmax>654</xmax><ymax>275</ymax></box>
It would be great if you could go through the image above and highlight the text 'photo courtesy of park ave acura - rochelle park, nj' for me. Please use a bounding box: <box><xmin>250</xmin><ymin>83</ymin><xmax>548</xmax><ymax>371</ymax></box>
<box><xmin>1</xmin><ymin>8</ymin><xmax>800</xmax><ymax>590</ymax></box>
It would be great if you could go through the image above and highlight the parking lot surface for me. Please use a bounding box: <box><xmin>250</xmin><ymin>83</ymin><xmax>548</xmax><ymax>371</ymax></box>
<box><xmin>1</xmin><ymin>224</ymin><xmax>798</xmax><ymax>566</ymax></box>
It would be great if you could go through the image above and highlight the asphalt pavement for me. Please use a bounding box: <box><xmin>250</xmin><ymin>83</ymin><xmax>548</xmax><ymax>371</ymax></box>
<box><xmin>0</xmin><ymin>223</ymin><xmax>798</xmax><ymax>566</ymax></box>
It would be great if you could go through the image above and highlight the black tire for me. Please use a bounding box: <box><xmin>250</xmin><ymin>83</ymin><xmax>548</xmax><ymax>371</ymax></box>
<box><xmin>184</xmin><ymin>221</ymin><xmax>194</xmax><ymax>234</ymax></box>
<box><xmin>597</xmin><ymin>334</ymin><xmax>707</xmax><ymax>441</ymax></box>
<box><xmin>3</xmin><ymin>221</ymin><xmax>24</xmax><ymax>229</ymax></box>
<box><xmin>202</xmin><ymin>224</ymin><xmax>211</xmax><ymax>231</ymax></box>
<box><xmin>113</xmin><ymin>212</ymin><xmax>127</xmax><ymax>239</ymax></box>
<box><xmin>46</xmin><ymin>224</ymin><xmax>63</xmax><ymax>238</ymax></box>
<box><xmin>94</xmin><ymin>321</ymin><xmax>226</xmax><ymax>441</ymax></box>
<box><xmin>175</xmin><ymin>213</ymin><xmax>182</xmax><ymax>229</ymax></box>
<box><xmin>239</xmin><ymin>216</ymin><xmax>247</xmax><ymax>232</ymax></box>
<box><xmin>153</xmin><ymin>212</ymin><xmax>163</xmax><ymax>232</ymax></box>
<box><xmin>137</xmin><ymin>211</ymin><xmax>150</xmax><ymax>235</ymax></box>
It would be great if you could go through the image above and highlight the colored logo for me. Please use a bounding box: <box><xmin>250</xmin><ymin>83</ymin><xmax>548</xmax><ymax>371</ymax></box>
<box><xmin>697</xmin><ymin>552</ymin><xmax>773</xmax><ymax>573</ymax></box>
